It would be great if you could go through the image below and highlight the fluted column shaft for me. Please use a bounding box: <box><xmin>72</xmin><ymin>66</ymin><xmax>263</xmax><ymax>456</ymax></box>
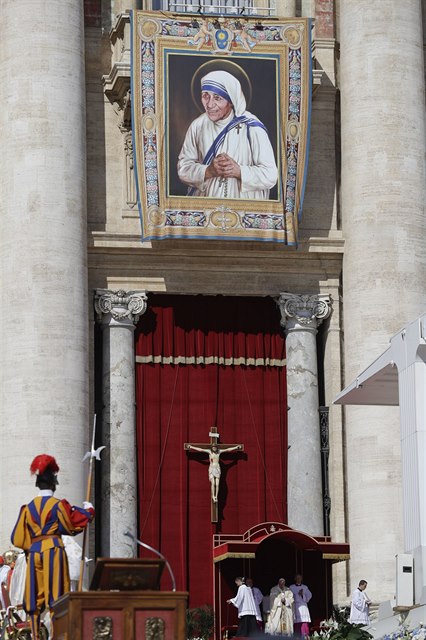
<box><xmin>0</xmin><ymin>0</ymin><xmax>88</xmax><ymax>548</ymax></box>
<box><xmin>340</xmin><ymin>0</ymin><xmax>426</xmax><ymax>599</ymax></box>
<box><xmin>279</xmin><ymin>293</ymin><xmax>331</xmax><ymax>535</ymax></box>
<box><xmin>95</xmin><ymin>289</ymin><xmax>147</xmax><ymax>557</ymax></box>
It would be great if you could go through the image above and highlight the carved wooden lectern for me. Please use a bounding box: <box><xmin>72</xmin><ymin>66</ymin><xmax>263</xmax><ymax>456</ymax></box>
<box><xmin>52</xmin><ymin>559</ymin><xmax>188</xmax><ymax>640</ymax></box>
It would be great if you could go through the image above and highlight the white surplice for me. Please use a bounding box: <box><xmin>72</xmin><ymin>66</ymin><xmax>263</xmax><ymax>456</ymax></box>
<box><xmin>251</xmin><ymin>585</ymin><xmax>264</xmax><ymax>622</ymax></box>
<box><xmin>349</xmin><ymin>588</ymin><xmax>370</xmax><ymax>624</ymax></box>
<box><xmin>290</xmin><ymin>582</ymin><xmax>312</xmax><ymax>623</ymax></box>
<box><xmin>230</xmin><ymin>583</ymin><xmax>259</xmax><ymax>619</ymax></box>
<box><xmin>265</xmin><ymin>588</ymin><xmax>294</xmax><ymax>636</ymax></box>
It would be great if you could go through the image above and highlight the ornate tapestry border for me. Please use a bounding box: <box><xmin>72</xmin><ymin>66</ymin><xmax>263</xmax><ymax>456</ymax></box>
<box><xmin>131</xmin><ymin>11</ymin><xmax>312</xmax><ymax>244</ymax></box>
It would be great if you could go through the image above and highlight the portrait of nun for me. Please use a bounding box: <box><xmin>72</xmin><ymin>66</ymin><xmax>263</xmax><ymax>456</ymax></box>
<box><xmin>176</xmin><ymin>69</ymin><xmax>278</xmax><ymax>200</ymax></box>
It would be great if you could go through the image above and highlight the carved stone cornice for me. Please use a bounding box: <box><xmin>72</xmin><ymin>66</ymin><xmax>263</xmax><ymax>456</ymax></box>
<box><xmin>278</xmin><ymin>292</ymin><xmax>332</xmax><ymax>333</ymax></box>
<box><xmin>103</xmin><ymin>13</ymin><xmax>131</xmax><ymax>109</ymax></box>
<box><xmin>94</xmin><ymin>289</ymin><xmax>147</xmax><ymax>327</ymax></box>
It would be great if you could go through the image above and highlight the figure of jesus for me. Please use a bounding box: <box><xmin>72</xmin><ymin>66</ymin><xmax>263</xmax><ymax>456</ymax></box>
<box><xmin>184</xmin><ymin>443</ymin><xmax>242</xmax><ymax>502</ymax></box>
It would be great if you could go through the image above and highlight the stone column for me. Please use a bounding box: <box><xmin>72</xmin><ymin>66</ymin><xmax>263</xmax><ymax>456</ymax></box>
<box><xmin>0</xmin><ymin>0</ymin><xmax>88</xmax><ymax>549</ymax></box>
<box><xmin>95</xmin><ymin>289</ymin><xmax>147</xmax><ymax>557</ymax></box>
<box><xmin>340</xmin><ymin>0</ymin><xmax>426</xmax><ymax>599</ymax></box>
<box><xmin>301</xmin><ymin>0</ymin><xmax>314</xmax><ymax>18</ymax></box>
<box><xmin>275</xmin><ymin>0</ymin><xmax>296</xmax><ymax>18</ymax></box>
<box><xmin>278</xmin><ymin>293</ymin><xmax>331</xmax><ymax>535</ymax></box>
<box><xmin>314</xmin><ymin>0</ymin><xmax>334</xmax><ymax>38</ymax></box>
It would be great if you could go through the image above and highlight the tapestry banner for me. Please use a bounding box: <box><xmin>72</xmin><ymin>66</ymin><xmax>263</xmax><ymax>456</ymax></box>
<box><xmin>131</xmin><ymin>11</ymin><xmax>311</xmax><ymax>244</ymax></box>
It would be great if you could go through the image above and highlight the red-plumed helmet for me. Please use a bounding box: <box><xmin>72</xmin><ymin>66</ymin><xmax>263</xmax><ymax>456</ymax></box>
<box><xmin>30</xmin><ymin>454</ymin><xmax>59</xmax><ymax>488</ymax></box>
<box><xmin>30</xmin><ymin>454</ymin><xmax>59</xmax><ymax>475</ymax></box>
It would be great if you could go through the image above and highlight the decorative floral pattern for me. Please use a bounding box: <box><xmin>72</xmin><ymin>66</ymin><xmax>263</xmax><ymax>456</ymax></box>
<box><xmin>141</xmin><ymin>43</ymin><xmax>155</xmax><ymax>110</ymax></box>
<box><xmin>140</xmin><ymin>41</ymin><xmax>159</xmax><ymax>206</ymax></box>
<box><xmin>242</xmin><ymin>213</ymin><xmax>284</xmax><ymax>230</ymax></box>
<box><xmin>133</xmin><ymin>13</ymin><xmax>310</xmax><ymax>243</ymax></box>
<box><xmin>165</xmin><ymin>211</ymin><xmax>206</xmax><ymax>227</ymax></box>
<box><xmin>144</xmin><ymin>134</ymin><xmax>158</xmax><ymax>206</ymax></box>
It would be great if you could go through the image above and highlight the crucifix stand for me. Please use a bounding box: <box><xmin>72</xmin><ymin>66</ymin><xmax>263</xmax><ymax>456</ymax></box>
<box><xmin>184</xmin><ymin>427</ymin><xmax>244</xmax><ymax>523</ymax></box>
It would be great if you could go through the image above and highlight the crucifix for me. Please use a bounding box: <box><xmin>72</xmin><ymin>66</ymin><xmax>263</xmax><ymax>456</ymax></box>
<box><xmin>184</xmin><ymin>426</ymin><xmax>244</xmax><ymax>523</ymax></box>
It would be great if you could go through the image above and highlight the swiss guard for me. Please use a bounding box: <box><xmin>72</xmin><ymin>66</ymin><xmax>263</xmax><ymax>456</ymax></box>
<box><xmin>11</xmin><ymin>454</ymin><xmax>94</xmax><ymax>640</ymax></box>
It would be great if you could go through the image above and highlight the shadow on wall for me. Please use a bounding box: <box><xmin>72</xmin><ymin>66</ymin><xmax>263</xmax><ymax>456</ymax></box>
<box><xmin>299</xmin><ymin>65</ymin><xmax>340</xmax><ymax>235</ymax></box>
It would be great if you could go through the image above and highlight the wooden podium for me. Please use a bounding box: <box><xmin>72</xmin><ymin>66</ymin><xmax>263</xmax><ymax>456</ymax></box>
<box><xmin>52</xmin><ymin>559</ymin><xmax>188</xmax><ymax>640</ymax></box>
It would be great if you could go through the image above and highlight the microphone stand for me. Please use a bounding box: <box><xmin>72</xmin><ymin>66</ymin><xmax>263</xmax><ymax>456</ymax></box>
<box><xmin>124</xmin><ymin>531</ymin><xmax>176</xmax><ymax>592</ymax></box>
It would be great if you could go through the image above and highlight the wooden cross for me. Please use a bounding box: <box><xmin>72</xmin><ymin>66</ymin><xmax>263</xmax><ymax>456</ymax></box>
<box><xmin>184</xmin><ymin>427</ymin><xmax>244</xmax><ymax>523</ymax></box>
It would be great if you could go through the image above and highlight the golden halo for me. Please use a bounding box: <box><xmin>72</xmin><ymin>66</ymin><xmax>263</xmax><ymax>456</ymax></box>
<box><xmin>191</xmin><ymin>59</ymin><xmax>252</xmax><ymax>113</ymax></box>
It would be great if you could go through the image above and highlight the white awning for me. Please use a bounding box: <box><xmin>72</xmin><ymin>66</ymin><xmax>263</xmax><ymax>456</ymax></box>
<box><xmin>334</xmin><ymin>346</ymin><xmax>399</xmax><ymax>406</ymax></box>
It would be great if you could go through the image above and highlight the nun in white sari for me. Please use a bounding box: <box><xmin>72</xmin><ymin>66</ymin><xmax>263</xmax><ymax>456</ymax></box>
<box><xmin>265</xmin><ymin>583</ymin><xmax>294</xmax><ymax>636</ymax></box>
<box><xmin>177</xmin><ymin>70</ymin><xmax>278</xmax><ymax>200</ymax></box>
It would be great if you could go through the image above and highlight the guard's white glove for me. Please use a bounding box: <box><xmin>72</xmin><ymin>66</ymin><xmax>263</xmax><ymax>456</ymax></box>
<box><xmin>83</xmin><ymin>501</ymin><xmax>94</xmax><ymax>510</ymax></box>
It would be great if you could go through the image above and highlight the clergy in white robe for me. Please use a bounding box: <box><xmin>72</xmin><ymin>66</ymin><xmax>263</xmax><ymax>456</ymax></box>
<box><xmin>270</xmin><ymin>578</ymin><xmax>287</xmax><ymax>610</ymax></box>
<box><xmin>349</xmin><ymin>580</ymin><xmax>371</xmax><ymax>625</ymax></box>
<box><xmin>177</xmin><ymin>70</ymin><xmax>278</xmax><ymax>200</ymax></box>
<box><xmin>265</xmin><ymin>584</ymin><xmax>294</xmax><ymax>636</ymax></box>
<box><xmin>290</xmin><ymin>573</ymin><xmax>312</xmax><ymax>636</ymax></box>
<box><xmin>7</xmin><ymin>552</ymin><xmax>27</xmax><ymax>622</ymax></box>
<box><xmin>62</xmin><ymin>535</ymin><xmax>83</xmax><ymax>591</ymax></box>
<box><xmin>227</xmin><ymin>577</ymin><xmax>260</xmax><ymax>637</ymax></box>
<box><xmin>290</xmin><ymin>574</ymin><xmax>312</xmax><ymax>632</ymax></box>
<box><xmin>247</xmin><ymin>578</ymin><xmax>264</xmax><ymax>625</ymax></box>
<box><xmin>8</xmin><ymin>551</ymin><xmax>26</xmax><ymax>606</ymax></box>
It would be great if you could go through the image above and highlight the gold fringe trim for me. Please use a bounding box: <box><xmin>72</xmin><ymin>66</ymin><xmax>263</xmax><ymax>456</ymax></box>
<box><xmin>136</xmin><ymin>355</ymin><xmax>286</xmax><ymax>367</ymax></box>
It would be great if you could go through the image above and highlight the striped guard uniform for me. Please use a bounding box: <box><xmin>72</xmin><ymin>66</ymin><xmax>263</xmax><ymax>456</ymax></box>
<box><xmin>11</xmin><ymin>494</ymin><xmax>94</xmax><ymax>637</ymax></box>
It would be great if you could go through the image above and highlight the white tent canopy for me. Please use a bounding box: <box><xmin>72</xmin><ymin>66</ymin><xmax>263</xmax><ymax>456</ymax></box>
<box><xmin>334</xmin><ymin>346</ymin><xmax>399</xmax><ymax>406</ymax></box>
<box><xmin>334</xmin><ymin>313</ymin><xmax>426</xmax><ymax>603</ymax></box>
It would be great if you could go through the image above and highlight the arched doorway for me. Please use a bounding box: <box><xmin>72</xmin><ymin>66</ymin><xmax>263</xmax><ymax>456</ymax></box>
<box><xmin>254</xmin><ymin>535</ymin><xmax>332</xmax><ymax>626</ymax></box>
<box><xmin>214</xmin><ymin>523</ymin><xmax>348</xmax><ymax>638</ymax></box>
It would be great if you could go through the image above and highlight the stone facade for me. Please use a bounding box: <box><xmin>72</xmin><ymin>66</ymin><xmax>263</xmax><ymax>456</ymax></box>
<box><xmin>340</xmin><ymin>0</ymin><xmax>426</xmax><ymax>600</ymax></box>
<box><xmin>0</xmin><ymin>0</ymin><xmax>424</xmax><ymax>614</ymax></box>
<box><xmin>88</xmin><ymin>0</ymin><xmax>346</xmax><ymax>604</ymax></box>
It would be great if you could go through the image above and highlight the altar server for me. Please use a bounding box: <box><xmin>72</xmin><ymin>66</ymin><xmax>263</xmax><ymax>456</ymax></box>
<box><xmin>290</xmin><ymin>573</ymin><xmax>312</xmax><ymax>637</ymax></box>
<box><xmin>227</xmin><ymin>576</ymin><xmax>260</xmax><ymax>637</ymax></box>
<box><xmin>11</xmin><ymin>454</ymin><xmax>94</xmax><ymax>640</ymax></box>
<box><xmin>349</xmin><ymin>580</ymin><xmax>371</xmax><ymax>625</ymax></box>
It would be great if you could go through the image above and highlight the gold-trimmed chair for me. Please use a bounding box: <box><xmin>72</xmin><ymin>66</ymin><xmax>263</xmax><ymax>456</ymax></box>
<box><xmin>1</xmin><ymin>584</ymin><xmax>48</xmax><ymax>640</ymax></box>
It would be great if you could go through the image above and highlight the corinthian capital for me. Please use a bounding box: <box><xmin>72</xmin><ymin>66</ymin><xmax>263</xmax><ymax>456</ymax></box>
<box><xmin>94</xmin><ymin>289</ymin><xmax>147</xmax><ymax>326</ymax></box>
<box><xmin>278</xmin><ymin>293</ymin><xmax>332</xmax><ymax>333</ymax></box>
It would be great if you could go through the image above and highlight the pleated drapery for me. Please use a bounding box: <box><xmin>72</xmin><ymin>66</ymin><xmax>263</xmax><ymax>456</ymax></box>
<box><xmin>135</xmin><ymin>295</ymin><xmax>288</xmax><ymax>608</ymax></box>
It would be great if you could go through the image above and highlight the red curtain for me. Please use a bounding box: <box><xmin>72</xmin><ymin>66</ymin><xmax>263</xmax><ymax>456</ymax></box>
<box><xmin>135</xmin><ymin>295</ymin><xmax>286</xmax><ymax>366</ymax></box>
<box><xmin>135</xmin><ymin>295</ymin><xmax>287</xmax><ymax>608</ymax></box>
